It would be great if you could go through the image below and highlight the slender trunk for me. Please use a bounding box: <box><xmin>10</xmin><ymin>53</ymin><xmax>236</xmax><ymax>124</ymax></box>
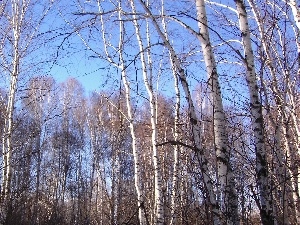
<box><xmin>34</xmin><ymin>131</ymin><xmax>42</xmax><ymax>223</ymax></box>
<box><xmin>97</xmin><ymin>1</ymin><xmax>147</xmax><ymax>222</ymax></box>
<box><xmin>137</xmin><ymin>0</ymin><xmax>221</xmax><ymax>223</ymax></box>
<box><xmin>196</xmin><ymin>1</ymin><xmax>239</xmax><ymax>224</ymax></box>
<box><xmin>116</xmin><ymin>4</ymin><xmax>146</xmax><ymax>224</ymax></box>
<box><xmin>168</xmin><ymin>48</ymin><xmax>181</xmax><ymax>225</ymax></box>
<box><xmin>274</xmin><ymin>119</ymin><xmax>299</xmax><ymax>224</ymax></box>
<box><xmin>160</xmin><ymin>4</ymin><xmax>181</xmax><ymax>222</ymax></box>
<box><xmin>1</xmin><ymin>74</ymin><xmax>17</xmax><ymax>202</ymax></box>
<box><xmin>287</xmin><ymin>1</ymin><xmax>300</xmax><ymax>222</ymax></box>
<box><xmin>130</xmin><ymin>1</ymin><xmax>164</xmax><ymax>223</ymax></box>
<box><xmin>1</xmin><ymin>0</ymin><xmax>21</xmax><ymax>201</ymax></box>
<box><xmin>289</xmin><ymin>0</ymin><xmax>300</xmax><ymax>67</ymax></box>
<box><xmin>235</xmin><ymin>1</ymin><xmax>273</xmax><ymax>224</ymax></box>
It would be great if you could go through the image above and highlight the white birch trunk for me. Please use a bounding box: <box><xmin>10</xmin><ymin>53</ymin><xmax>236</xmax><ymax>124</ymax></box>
<box><xmin>130</xmin><ymin>1</ymin><xmax>164</xmax><ymax>223</ymax></box>
<box><xmin>97</xmin><ymin>1</ymin><xmax>147</xmax><ymax>223</ymax></box>
<box><xmin>288</xmin><ymin>3</ymin><xmax>300</xmax><ymax>218</ymax></box>
<box><xmin>160</xmin><ymin>2</ymin><xmax>181</xmax><ymax>223</ymax></box>
<box><xmin>1</xmin><ymin>0</ymin><xmax>51</xmax><ymax>206</ymax></box>
<box><xmin>137</xmin><ymin>1</ymin><xmax>221</xmax><ymax>223</ymax></box>
<box><xmin>168</xmin><ymin>49</ymin><xmax>181</xmax><ymax>225</ymax></box>
<box><xmin>169</xmin><ymin>89</ymin><xmax>181</xmax><ymax>225</ymax></box>
<box><xmin>274</xmin><ymin>118</ymin><xmax>300</xmax><ymax>224</ymax></box>
<box><xmin>1</xmin><ymin>0</ymin><xmax>21</xmax><ymax>202</ymax></box>
<box><xmin>196</xmin><ymin>1</ymin><xmax>239</xmax><ymax>224</ymax></box>
<box><xmin>117</xmin><ymin>7</ymin><xmax>147</xmax><ymax>224</ymax></box>
<box><xmin>1</xmin><ymin>72</ymin><xmax>17</xmax><ymax>201</ymax></box>
<box><xmin>248</xmin><ymin>1</ymin><xmax>300</xmax><ymax>224</ymax></box>
<box><xmin>235</xmin><ymin>1</ymin><xmax>273</xmax><ymax>224</ymax></box>
<box><xmin>289</xmin><ymin>100</ymin><xmax>300</xmax><ymax>224</ymax></box>
<box><xmin>289</xmin><ymin>0</ymin><xmax>300</xmax><ymax>29</ymax></box>
<box><xmin>289</xmin><ymin>0</ymin><xmax>300</xmax><ymax>62</ymax></box>
<box><xmin>168</xmin><ymin>53</ymin><xmax>181</xmax><ymax>225</ymax></box>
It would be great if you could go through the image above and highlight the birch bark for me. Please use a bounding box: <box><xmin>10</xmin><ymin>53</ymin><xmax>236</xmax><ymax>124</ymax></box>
<box><xmin>234</xmin><ymin>1</ymin><xmax>273</xmax><ymax>224</ymax></box>
<box><xmin>137</xmin><ymin>0</ymin><xmax>221</xmax><ymax>223</ymax></box>
<box><xmin>1</xmin><ymin>0</ymin><xmax>21</xmax><ymax>202</ymax></box>
<box><xmin>116</xmin><ymin>4</ymin><xmax>147</xmax><ymax>224</ymax></box>
<box><xmin>169</xmin><ymin>70</ymin><xmax>181</xmax><ymax>225</ymax></box>
<box><xmin>1</xmin><ymin>0</ymin><xmax>53</xmax><ymax>205</ymax></box>
<box><xmin>196</xmin><ymin>1</ymin><xmax>239</xmax><ymax>224</ymax></box>
<box><xmin>95</xmin><ymin>1</ymin><xmax>148</xmax><ymax>223</ymax></box>
<box><xmin>159</xmin><ymin>2</ymin><xmax>181</xmax><ymax>223</ymax></box>
<box><xmin>130</xmin><ymin>1</ymin><xmax>164</xmax><ymax>223</ymax></box>
<box><xmin>287</xmin><ymin>3</ymin><xmax>300</xmax><ymax>216</ymax></box>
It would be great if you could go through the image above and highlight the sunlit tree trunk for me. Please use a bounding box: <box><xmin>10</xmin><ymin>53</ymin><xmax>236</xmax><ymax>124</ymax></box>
<box><xmin>160</xmin><ymin>3</ymin><xmax>181</xmax><ymax>223</ymax></box>
<box><xmin>287</xmin><ymin>93</ymin><xmax>300</xmax><ymax>224</ymax></box>
<box><xmin>96</xmin><ymin>0</ymin><xmax>147</xmax><ymax>222</ymax></box>
<box><xmin>116</xmin><ymin>2</ymin><xmax>147</xmax><ymax>224</ymax></box>
<box><xmin>137</xmin><ymin>1</ymin><xmax>221</xmax><ymax>223</ymax></box>
<box><xmin>235</xmin><ymin>1</ymin><xmax>273</xmax><ymax>224</ymax></box>
<box><xmin>130</xmin><ymin>1</ymin><xmax>164</xmax><ymax>223</ymax></box>
<box><xmin>288</xmin><ymin>3</ymin><xmax>300</xmax><ymax>220</ymax></box>
<box><xmin>169</xmin><ymin>67</ymin><xmax>181</xmax><ymax>225</ymax></box>
<box><xmin>196</xmin><ymin>1</ymin><xmax>239</xmax><ymax>224</ymax></box>
<box><xmin>1</xmin><ymin>0</ymin><xmax>22</xmax><ymax>203</ymax></box>
<box><xmin>289</xmin><ymin>0</ymin><xmax>300</xmax><ymax>61</ymax></box>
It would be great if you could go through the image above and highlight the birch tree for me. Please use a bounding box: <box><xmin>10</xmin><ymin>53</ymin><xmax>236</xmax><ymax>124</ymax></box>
<box><xmin>130</xmin><ymin>1</ymin><xmax>164</xmax><ymax>223</ymax></box>
<box><xmin>63</xmin><ymin>0</ymin><xmax>149</xmax><ymax>223</ymax></box>
<box><xmin>1</xmin><ymin>0</ymin><xmax>24</xmax><ymax>203</ymax></box>
<box><xmin>245</xmin><ymin>1</ymin><xmax>300</xmax><ymax>224</ymax></box>
<box><xmin>0</xmin><ymin>0</ymin><xmax>54</xmax><ymax>206</ymax></box>
<box><xmin>234</xmin><ymin>1</ymin><xmax>273</xmax><ymax>224</ymax></box>
<box><xmin>195</xmin><ymin>1</ymin><xmax>239</xmax><ymax>224</ymax></box>
<box><xmin>136</xmin><ymin>0</ymin><xmax>223</xmax><ymax>223</ymax></box>
<box><xmin>160</xmin><ymin>2</ymin><xmax>182</xmax><ymax>222</ymax></box>
<box><xmin>116</xmin><ymin>7</ymin><xmax>147</xmax><ymax>223</ymax></box>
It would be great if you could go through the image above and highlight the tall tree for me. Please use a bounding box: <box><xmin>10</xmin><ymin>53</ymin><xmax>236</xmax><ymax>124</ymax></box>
<box><xmin>130</xmin><ymin>1</ymin><xmax>164</xmax><ymax>223</ymax></box>
<box><xmin>0</xmin><ymin>0</ymin><xmax>54</xmax><ymax>207</ymax></box>
<box><xmin>137</xmin><ymin>0</ymin><xmax>223</xmax><ymax>223</ymax></box>
<box><xmin>234</xmin><ymin>1</ymin><xmax>273</xmax><ymax>224</ymax></box>
<box><xmin>195</xmin><ymin>1</ymin><xmax>239</xmax><ymax>224</ymax></box>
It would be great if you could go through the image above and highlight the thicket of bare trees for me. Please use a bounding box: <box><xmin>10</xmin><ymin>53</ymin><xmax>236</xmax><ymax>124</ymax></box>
<box><xmin>0</xmin><ymin>0</ymin><xmax>299</xmax><ymax>224</ymax></box>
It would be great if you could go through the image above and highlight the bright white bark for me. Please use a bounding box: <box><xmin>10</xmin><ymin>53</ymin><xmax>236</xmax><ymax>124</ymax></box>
<box><xmin>96</xmin><ymin>1</ymin><xmax>147</xmax><ymax>223</ymax></box>
<box><xmin>130</xmin><ymin>1</ymin><xmax>164</xmax><ymax>223</ymax></box>
<box><xmin>289</xmin><ymin>0</ymin><xmax>300</xmax><ymax>29</ymax></box>
<box><xmin>196</xmin><ymin>1</ymin><xmax>239</xmax><ymax>224</ymax></box>
<box><xmin>137</xmin><ymin>1</ymin><xmax>221</xmax><ymax>224</ymax></box>
<box><xmin>235</xmin><ymin>1</ymin><xmax>273</xmax><ymax>224</ymax></box>
<box><xmin>248</xmin><ymin>1</ymin><xmax>300</xmax><ymax>224</ymax></box>
<box><xmin>287</xmin><ymin>2</ymin><xmax>300</xmax><ymax>202</ymax></box>
<box><xmin>166</xmin><ymin>31</ymin><xmax>181</xmax><ymax>225</ymax></box>
<box><xmin>1</xmin><ymin>0</ymin><xmax>22</xmax><ymax>202</ymax></box>
<box><xmin>1</xmin><ymin>68</ymin><xmax>18</xmax><ymax>201</ymax></box>
<box><xmin>1</xmin><ymin>0</ymin><xmax>52</xmax><ymax>204</ymax></box>
<box><xmin>289</xmin><ymin>0</ymin><xmax>300</xmax><ymax>56</ymax></box>
<box><xmin>169</xmin><ymin>72</ymin><xmax>181</xmax><ymax>225</ymax></box>
<box><xmin>117</xmin><ymin>4</ymin><xmax>147</xmax><ymax>224</ymax></box>
<box><xmin>160</xmin><ymin>2</ymin><xmax>181</xmax><ymax>223</ymax></box>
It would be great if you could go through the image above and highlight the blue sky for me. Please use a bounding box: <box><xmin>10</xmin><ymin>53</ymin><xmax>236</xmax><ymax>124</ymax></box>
<box><xmin>0</xmin><ymin>0</ymin><xmax>251</xmax><ymax>109</ymax></box>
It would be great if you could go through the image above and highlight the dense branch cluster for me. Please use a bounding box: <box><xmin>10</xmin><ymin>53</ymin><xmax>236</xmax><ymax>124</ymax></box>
<box><xmin>0</xmin><ymin>0</ymin><xmax>299</xmax><ymax>224</ymax></box>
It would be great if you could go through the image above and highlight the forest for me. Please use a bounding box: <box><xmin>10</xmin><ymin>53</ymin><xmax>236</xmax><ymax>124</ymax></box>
<box><xmin>0</xmin><ymin>0</ymin><xmax>299</xmax><ymax>224</ymax></box>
